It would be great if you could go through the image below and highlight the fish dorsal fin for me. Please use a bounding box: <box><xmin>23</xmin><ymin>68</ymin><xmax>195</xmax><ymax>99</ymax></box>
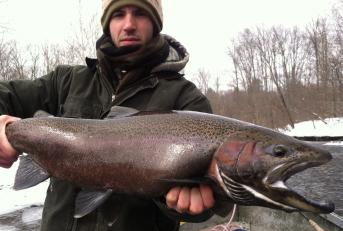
<box><xmin>13</xmin><ymin>154</ymin><xmax>50</xmax><ymax>190</ymax></box>
<box><xmin>131</xmin><ymin>111</ymin><xmax>175</xmax><ymax>116</ymax></box>
<box><xmin>105</xmin><ymin>106</ymin><xmax>139</xmax><ymax>119</ymax></box>
<box><xmin>33</xmin><ymin>110</ymin><xmax>53</xmax><ymax>118</ymax></box>
<box><xmin>74</xmin><ymin>189</ymin><xmax>113</xmax><ymax>218</ymax></box>
<box><xmin>105</xmin><ymin>106</ymin><xmax>174</xmax><ymax>119</ymax></box>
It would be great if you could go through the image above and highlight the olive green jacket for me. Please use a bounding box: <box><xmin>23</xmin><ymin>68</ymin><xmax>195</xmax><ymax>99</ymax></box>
<box><xmin>0</xmin><ymin>36</ymin><xmax>215</xmax><ymax>231</ymax></box>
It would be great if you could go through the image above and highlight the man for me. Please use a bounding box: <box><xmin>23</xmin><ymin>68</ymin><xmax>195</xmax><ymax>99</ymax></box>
<box><xmin>0</xmin><ymin>0</ymin><xmax>221</xmax><ymax>230</ymax></box>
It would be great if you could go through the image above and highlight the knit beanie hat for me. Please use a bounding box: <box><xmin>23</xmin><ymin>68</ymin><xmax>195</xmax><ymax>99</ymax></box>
<box><xmin>101</xmin><ymin>0</ymin><xmax>163</xmax><ymax>35</ymax></box>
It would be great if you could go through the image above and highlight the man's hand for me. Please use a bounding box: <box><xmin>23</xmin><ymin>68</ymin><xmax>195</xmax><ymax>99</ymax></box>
<box><xmin>0</xmin><ymin>115</ymin><xmax>20</xmax><ymax>168</ymax></box>
<box><xmin>166</xmin><ymin>184</ymin><xmax>215</xmax><ymax>215</ymax></box>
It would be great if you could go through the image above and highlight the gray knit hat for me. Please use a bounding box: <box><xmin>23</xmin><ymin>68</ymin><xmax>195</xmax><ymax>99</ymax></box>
<box><xmin>101</xmin><ymin>0</ymin><xmax>163</xmax><ymax>35</ymax></box>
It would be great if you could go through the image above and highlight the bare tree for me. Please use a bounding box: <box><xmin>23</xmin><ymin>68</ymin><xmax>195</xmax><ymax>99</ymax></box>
<box><xmin>227</xmin><ymin>43</ymin><xmax>241</xmax><ymax>92</ymax></box>
<box><xmin>0</xmin><ymin>38</ymin><xmax>28</xmax><ymax>80</ymax></box>
<box><xmin>221</xmin><ymin>3</ymin><xmax>343</xmax><ymax>128</ymax></box>
<box><xmin>10</xmin><ymin>43</ymin><xmax>26</xmax><ymax>79</ymax></box>
<box><xmin>0</xmin><ymin>0</ymin><xmax>102</xmax><ymax>81</ymax></box>
<box><xmin>41</xmin><ymin>44</ymin><xmax>68</xmax><ymax>73</ymax></box>
<box><xmin>193</xmin><ymin>68</ymin><xmax>211</xmax><ymax>95</ymax></box>
<box><xmin>27</xmin><ymin>45</ymin><xmax>42</xmax><ymax>79</ymax></box>
<box><xmin>330</xmin><ymin>5</ymin><xmax>343</xmax><ymax>115</ymax></box>
<box><xmin>65</xmin><ymin>0</ymin><xmax>101</xmax><ymax>64</ymax></box>
<box><xmin>0</xmin><ymin>38</ymin><xmax>12</xmax><ymax>80</ymax></box>
<box><xmin>254</xmin><ymin>27</ymin><xmax>295</xmax><ymax>127</ymax></box>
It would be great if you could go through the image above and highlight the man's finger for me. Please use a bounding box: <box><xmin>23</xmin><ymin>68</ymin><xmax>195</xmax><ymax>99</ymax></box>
<box><xmin>0</xmin><ymin>154</ymin><xmax>17</xmax><ymax>162</ymax></box>
<box><xmin>200</xmin><ymin>184</ymin><xmax>215</xmax><ymax>209</ymax></box>
<box><xmin>176</xmin><ymin>187</ymin><xmax>190</xmax><ymax>213</ymax></box>
<box><xmin>0</xmin><ymin>115</ymin><xmax>20</xmax><ymax>163</ymax></box>
<box><xmin>166</xmin><ymin>186</ymin><xmax>181</xmax><ymax>209</ymax></box>
<box><xmin>189</xmin><ymin>187</ymin><xmax>204</xmax><ymax>214</ymax></box>
<box><xmin>0</xmin><ymin>160</ymin><xmax>14</xmax><ymax>168</ymax></box>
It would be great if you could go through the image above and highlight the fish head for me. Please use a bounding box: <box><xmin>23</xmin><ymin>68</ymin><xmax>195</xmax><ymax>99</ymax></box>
<box><xmin>210</xmin><ymin>125</ymin><xmax>334</xmax><ymax>213</ymax></box>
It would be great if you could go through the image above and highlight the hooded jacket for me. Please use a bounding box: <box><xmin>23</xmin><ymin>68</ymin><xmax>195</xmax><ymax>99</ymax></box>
<box><xmin>0</xmin><ymin>35</ymin><xmax>215</xmax><ymax>231</ymax></box>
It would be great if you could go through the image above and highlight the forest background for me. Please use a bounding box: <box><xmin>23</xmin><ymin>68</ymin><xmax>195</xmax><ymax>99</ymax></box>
<box><xmin>1</xmin><ymin>0</ymin><xmax>343</xmax><ymax>129</ymax></box>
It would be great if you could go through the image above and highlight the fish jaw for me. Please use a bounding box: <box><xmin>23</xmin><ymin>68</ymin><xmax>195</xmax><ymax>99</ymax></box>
<box><xmin>266</xmin><ymin>181</ymin><xmax>335</xmax><ymax>213</ymax></box>
<box><xmin>262</xmin><ymin>147</ymin><xmax>335</xmax><ymax>213</ymax></box>
<box><xmin>211</xmin><ymin>137</ymin><xmax>335</xmax><ymax>214</ymax></box>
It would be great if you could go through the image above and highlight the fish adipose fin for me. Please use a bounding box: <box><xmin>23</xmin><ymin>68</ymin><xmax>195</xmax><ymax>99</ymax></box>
<box><xmin>74</xmin><ymin>189</ymin><xmax>113</xmax><ymax>218</ymax></box>
<box><xmin>13</xmin><ymin>155</ymin><xmax>50</xmax><ymax>190</ymax></box>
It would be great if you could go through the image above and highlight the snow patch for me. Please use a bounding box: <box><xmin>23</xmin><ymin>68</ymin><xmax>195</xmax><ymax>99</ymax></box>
<box><xmin>0</xmin><ymin>162</ymin><xmax>48</xmax><ymax>215</ymax></box>
<box><xmin>281</xmin><ymin>117</ymin><xmax>343</xmax><ymax>137</ymax></box>
<box><xmin>21</xmin><ymin>207</ymin><xmax>43</xmax><ymax>224</ymax></box>
<box><xmin>324</xmin><ymin>141</ymin><xmax>343</xmax><ymax>146</ymax></box>
<box><xmin>0</xmin><ymin>225</ymin><xmax>16</xmax><ymax>231</ymax></box>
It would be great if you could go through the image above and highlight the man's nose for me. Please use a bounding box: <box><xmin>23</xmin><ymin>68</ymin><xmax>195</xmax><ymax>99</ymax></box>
<box><xmin>123</xmin><ymin>15</ymin><xmax>136</xmax><ymax>32</ymax></box>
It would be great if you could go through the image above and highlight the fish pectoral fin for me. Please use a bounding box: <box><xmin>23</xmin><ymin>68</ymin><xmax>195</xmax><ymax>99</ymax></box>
<box><xmin>158</xmin><ymin>177</ymin><xmax>212</xmax><ymax>187</ymax></box>
<box><xmin>74</xmin><ymin>189</ymin><xmax>113</xmax><ymax>218</ymax></box>
<box><xmin>13</xmin><ymin>154</ymin><xmax>50</xmax><ymax>190</ymax></box>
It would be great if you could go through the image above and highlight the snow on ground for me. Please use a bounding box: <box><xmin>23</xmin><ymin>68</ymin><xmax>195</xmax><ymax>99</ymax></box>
<box><xmin>282</xmin><ymin>117</ymin><xmax>343</xmax><ymax>146</ymax></box>
<box><xmin>0</xmin><ymin>161</ymin><xmax>48</xmax><ymax>215</ymax></box>
<box><xmin>0</xmin><ymin>117</ymin><xmax>342</xmax><ymax>216</ymax></box>
<box><xmin>282</xmin><ymin>117</ymin><xmax>343</xmax><ymax>137</ymax></box>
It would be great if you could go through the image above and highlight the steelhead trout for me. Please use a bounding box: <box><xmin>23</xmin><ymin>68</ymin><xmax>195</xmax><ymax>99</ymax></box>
<box><xmin>5</xmin><ymin>107</ymin><xmax>334</xmax><ymax>218</ymax></box>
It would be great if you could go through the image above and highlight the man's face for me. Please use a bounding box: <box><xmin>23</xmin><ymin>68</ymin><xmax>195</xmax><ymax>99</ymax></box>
<box><xmin>109</xmin><ymin>6</ymin><xmax>154</xmax><ymax>47</ymax></box>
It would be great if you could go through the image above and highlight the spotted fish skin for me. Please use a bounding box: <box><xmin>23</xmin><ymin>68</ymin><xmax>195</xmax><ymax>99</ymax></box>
<box><xmin>5</xmin><ymin>108</ymin><xmax>335</xmax><ymax>214</ymax></box>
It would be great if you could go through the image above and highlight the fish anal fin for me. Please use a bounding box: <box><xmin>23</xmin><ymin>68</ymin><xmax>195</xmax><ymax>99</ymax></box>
<box><xmin>13</xmin><ymin>155</ymin><xmax>50</xmax><ymax>190</ymax></box>
<box><xmin>74</xmin><ymin>189</ymin><xmax>113</xmax><ymax>218</ymax></box>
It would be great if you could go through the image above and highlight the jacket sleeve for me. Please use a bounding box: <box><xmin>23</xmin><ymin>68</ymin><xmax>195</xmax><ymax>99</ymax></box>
<box><xmin>0</xmin><ymin>66</ymin><xmax>70</xmax><ymax>118</ymax></box>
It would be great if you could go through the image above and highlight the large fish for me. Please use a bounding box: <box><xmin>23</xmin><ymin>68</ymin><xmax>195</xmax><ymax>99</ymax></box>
<box><xmin>5</xmin><ymin>107</ymin><xmax>334</xmax><ymax>218</ymax></box>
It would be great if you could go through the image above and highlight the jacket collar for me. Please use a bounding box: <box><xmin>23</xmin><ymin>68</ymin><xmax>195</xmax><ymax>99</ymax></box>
<box><xmin>86</xmin><ymin>35</ymin><xmax>189</xmax><ymax>74</ymax></box>
<box><xmin>152</xmin><ymin>34</ymin><xmax>189</xmax><ymax>74</ymax></box>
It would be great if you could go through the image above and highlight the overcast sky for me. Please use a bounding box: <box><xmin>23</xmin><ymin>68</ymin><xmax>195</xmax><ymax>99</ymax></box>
<box><xmin>0</xmin><ymin>0</ymin><xmax>337</xmax><ymax>89</ymax></box>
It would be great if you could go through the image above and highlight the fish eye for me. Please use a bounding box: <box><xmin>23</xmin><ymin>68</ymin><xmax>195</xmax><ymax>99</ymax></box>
<box><xmin>265</xmin><ymin>144</ymin><xmax>289</xmax><ymax>157</ymax></box>
<box><xmin>272</xmin><ymin>145</ymin><xmax>289</xmax><ymax>157</ymax></box>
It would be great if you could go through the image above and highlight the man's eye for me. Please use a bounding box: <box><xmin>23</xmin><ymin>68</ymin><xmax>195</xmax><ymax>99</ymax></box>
<box><xmin>135</xmin><ymin>10</ymin><xmax>148</xmax><ymax>17</ymax></box>
<box><xmin>111</xmin><ymin>12</ymin><xmax>124</xmax><ymax>18</ymax></box>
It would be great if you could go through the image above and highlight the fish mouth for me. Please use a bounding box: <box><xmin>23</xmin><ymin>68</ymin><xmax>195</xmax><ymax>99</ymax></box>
<box><xmin>263</xmin><ymin>153</ymin><xmax>335</xmax><ymax>213</ymax></box>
